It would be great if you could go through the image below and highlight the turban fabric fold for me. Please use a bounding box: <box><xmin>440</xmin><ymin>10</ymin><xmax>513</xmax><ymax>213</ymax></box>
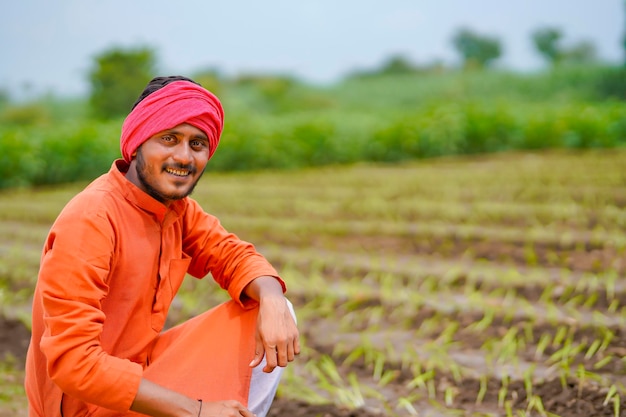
<box><xmin>120</xmin><ymin>81</ymin><xmax>224</xmax><ymax>162</ymax></box>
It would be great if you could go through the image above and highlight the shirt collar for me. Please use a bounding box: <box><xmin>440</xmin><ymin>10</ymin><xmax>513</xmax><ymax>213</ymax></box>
<box><xmin>109</xmin><ymin>159</ymin><xmax>186</xmax><ymax>223</ymax></box>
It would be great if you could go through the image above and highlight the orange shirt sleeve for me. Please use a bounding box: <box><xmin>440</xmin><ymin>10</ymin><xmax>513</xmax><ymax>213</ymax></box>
<box><xmin>182</xmin><ymin>199</ymin><xmax>286</xmax><ymax>306</ymax></box>
<box><xmin>38</xmin><ymin>197</ymin><xmax>142</xmax><ymax>412</ymax></box>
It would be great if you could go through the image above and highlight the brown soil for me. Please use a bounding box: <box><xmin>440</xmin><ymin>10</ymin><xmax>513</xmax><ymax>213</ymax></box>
<box><xmin>3</xmin><ymin>241</ymin><xmax>625</xmax><ymax>417</ymax></box>
<box><xmin>0</xmin><ymin>317</ymin><xmax>30</xmax><ymax>364</ymax></box>
<box><xmin>4</xmin><ymin>301</ymin><xmax>625</xmax><ymax>417</ymax></box>
<box><xmin>3</xmin><ymin>152</ymin><xmax>626</xmax><ymax>417</ymax></box>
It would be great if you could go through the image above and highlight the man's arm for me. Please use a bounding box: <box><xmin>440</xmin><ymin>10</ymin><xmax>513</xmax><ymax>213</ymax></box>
<box><xmin>131</xmin><ymin>379</ymin><xmax>255</xmax><ymax>417</ymax></box>
<box><xmin>244</xmin><ymin>276</ymin><xmax>300</xmax><ymax>372</ymax></box>
<box><xmin>130</xmin><ymin>380</ymin><xmax>198</xmax><ymax>417</ymax></box>
<box><xmin>129</xmin><ymin>276</ymin><xmax>297</xmax><ymax>416</ymax></box>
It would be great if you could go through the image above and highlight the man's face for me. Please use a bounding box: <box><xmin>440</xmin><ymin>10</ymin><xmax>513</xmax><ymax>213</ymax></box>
<box><xmin>126</xmin><ymin>123</ymin><xmax>210</xmax><ymax>205</ymax></box>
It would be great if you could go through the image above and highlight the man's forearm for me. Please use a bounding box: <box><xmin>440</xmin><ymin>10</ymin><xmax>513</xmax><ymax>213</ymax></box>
<box><xmin>243</xmin><ymin>275</ymin><xmax>285</xmax><ymax>302</ymax></box>
<box><xmin>130</xmin><ymin>379</ymin><xmax>199</xmax><ymax>417</ymax></box>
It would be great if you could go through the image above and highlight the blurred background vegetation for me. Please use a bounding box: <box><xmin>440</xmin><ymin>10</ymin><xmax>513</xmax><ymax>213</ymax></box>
<box><xmin>1</xmin><ymin>23</ymin><xmax>625</xmax><ymax>190</ymax></box>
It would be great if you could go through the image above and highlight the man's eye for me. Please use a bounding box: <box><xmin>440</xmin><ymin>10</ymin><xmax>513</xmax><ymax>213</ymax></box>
<box><xmin>191</xmin><ymin>140</ymin><xmax>207</xmax><ymax>149</ymax></box>
<box><xmin>163</xmin><ymin>135</ymin><xmax>175</xmax><ymax>142</ymax></box>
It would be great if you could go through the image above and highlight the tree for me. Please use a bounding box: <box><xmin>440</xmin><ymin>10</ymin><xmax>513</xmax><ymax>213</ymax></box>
<box><xmin>378</xmin><ymin>55</ymin><xmax>417</xmax><ymax>75</ymax></box>
<box><xmin>562</xmin><ymin>40</ymin><xmax>597</xmax><ymax>65</ymax></box>
<box><xmin>532</xmin><ymin>26</ymin><xmax>599</xmax><ymax>67</ymax></box>
<box><xmin>88</xmin><ymin>46</ymin><xmax>157</xmax><ymax>119</ymax></box>
<box><xmin>451</xmin><ymin>28</ymin><xmax>502</xmax><ymax>69</ymax></box>
<box><xmin>532</xmin><ymin>27</ymin><xmax>563</xmax><ymax>65</ymax></box>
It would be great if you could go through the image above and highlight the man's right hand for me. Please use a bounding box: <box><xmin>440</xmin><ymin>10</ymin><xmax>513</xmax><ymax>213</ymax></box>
<box><xmin>131</xmin><ymin>379</ymin><xmax>256</xmax><ymax>417</ymax></box>
<box><xmin>199</xmin><ymin>400</ymin><xmax>256</xmax><ymax>417</ymax></box>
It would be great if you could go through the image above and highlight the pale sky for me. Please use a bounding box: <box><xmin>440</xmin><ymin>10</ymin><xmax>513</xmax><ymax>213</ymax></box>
<box><xmin>1</xmin><ymin>0</ymin><xmax>623</xmax><ymax>99</ymax></box>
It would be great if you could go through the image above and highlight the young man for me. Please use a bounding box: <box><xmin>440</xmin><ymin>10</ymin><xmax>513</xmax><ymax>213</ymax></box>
<box><xmin>25</xmin><ymin>76</ymin><xmax>299</xmax><ymax>417</ymax></box>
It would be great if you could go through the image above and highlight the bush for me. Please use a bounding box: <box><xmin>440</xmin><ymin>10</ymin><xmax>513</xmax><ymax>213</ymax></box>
<box><xmin>0</xmin><ymin>121</ymin><xmax>120</xmax><ymax>188</ymax></box>
<box><xmin>0</xmin><ymin>104</ymin><xmax>51</xmax><ymax>126</ymax></box>
<box><xmin>594</xmin><ymin>66</ymin><xmax>626</xmax><ymax>101</ymax></box>
<box><xmin>2</xmin><ymin>69</ymin><xmax>626</xmax><ymax>189</ymax></box>
<box><xmin>31</xmin><ymin>122</ymin><xmax>120</xmax><ymax>186</ymax></box>
<box><xmin>0</xmin><ymin>129</ymin><xmax>42</xmax><ymax>188</ymax></box>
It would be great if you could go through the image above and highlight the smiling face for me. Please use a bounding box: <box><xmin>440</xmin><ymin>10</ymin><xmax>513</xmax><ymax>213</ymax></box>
<box><xmin>125</xmin><ymin>123</ymin><xmax>211</xmax><ymax>205</ymax></box>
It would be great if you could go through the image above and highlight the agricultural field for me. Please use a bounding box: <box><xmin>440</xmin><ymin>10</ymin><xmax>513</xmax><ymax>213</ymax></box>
<box><xmin>1</xmin><ymin>149</ymin><xmax>626</xmax><ymax>417</ymax></box>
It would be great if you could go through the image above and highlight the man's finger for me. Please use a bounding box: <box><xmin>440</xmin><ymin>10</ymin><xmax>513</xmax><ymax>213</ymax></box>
<box><xmin>263</xmin><ymin>344</ymin><xmax>278</xmax><ymax>372</ymax></box>
<box><xmin>276</xmin><ymin>344</ymin><xmax>289</xmax><ymax>367</ymax></box>
<box><xmin>293</xmin><ymin>335</ymin><xmax>301</xmax><ymax>356</ymax></box>
<box><xmin>286</xmin><ymin>342</ymin><xmax>295</xmax><ymax>362</ymax></box>
<box><xmin>248</xmin><ymin>345</ymin><xmax>265</xmax><ymax>368</ymax></box>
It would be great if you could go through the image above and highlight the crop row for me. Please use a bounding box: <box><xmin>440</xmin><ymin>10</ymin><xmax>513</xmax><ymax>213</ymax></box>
<box><xmin>1</xmin><ymin>149</ymin><xmax>625</xmax><ymax>416</ymax></box>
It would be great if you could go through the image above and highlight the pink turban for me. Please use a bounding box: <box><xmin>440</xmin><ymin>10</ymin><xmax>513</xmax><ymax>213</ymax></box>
<box><xmin>120</xmin><ymin>81</ymin><xmax>224</xmax><ymax>162</ymax></box>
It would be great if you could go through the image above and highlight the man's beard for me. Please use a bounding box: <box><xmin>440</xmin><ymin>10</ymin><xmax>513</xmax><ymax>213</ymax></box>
<box><xmin>135</xmin><ymin>150</ymin><xmax>205</xmax><ymax>203</ymax></box>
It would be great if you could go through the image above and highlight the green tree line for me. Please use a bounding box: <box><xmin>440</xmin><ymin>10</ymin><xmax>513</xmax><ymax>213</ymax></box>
<box><xmin>0</xmin><ymin>22</ymin><xmax>625</xmax><ymax>189</ymax></box>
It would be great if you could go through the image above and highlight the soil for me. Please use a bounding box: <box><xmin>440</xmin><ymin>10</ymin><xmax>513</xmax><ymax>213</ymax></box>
<box><xmin>0</xmin><ymin>317</ymin><xmax>30</xmax><ymax>363</ymax></box>
<box><xmin>3</xmin><ymin>266</ymin><xmax>625</xmax><ymax>417</ymax></box>
<box><xmin>2</xmin><ymin>241</ymin><xmax>625</xmax><ymax>417</ymax></box>
<box><xmin>2</xmin><ymin>152</ymin><xmax>626</xmax><ymax>417</ymax></box>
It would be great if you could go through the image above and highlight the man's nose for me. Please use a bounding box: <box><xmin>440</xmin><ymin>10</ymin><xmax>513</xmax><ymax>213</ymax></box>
<box><xmin>173</xmin><ymin>142</ymin><xmax>193</xmax><ymax>164</ymax></box>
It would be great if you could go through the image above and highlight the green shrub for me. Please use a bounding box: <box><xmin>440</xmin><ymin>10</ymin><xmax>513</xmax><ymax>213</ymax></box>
<box><xmin>31</xmin><ymin>122</ymin><xmax>120</xmax><ymax>186</ymax></box>
<box><xmin>459</xmin><ymin>102</ymin><xmax>518</xmax><ymax>154</ymax></box>
<box><xmin>0</xmin><ymin>104</ymin><xmax>51</xmax><ymax>126</ymax></box>
<box><xmin>0</xmin><ymin>129</ymin><xmax>42</xmax><ymax>188</ymax></box>
<box><xmin>2</xmin><ymin>68</ymin><xmax>626</xmax><ymax>189</ymax></box>
<box><xmin>594</xmin><ymin>66</ymin><xmax>626</xmax><ymax>101</ymax></box>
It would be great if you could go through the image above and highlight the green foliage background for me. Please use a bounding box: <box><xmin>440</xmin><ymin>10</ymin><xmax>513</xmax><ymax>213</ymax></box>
<box><xmin>0</xmin><ymin>64</ymin><xmax>625</xmax><ymax>189</ymax></box>
<box><xmin>88</xmin><ymin>46</ymin><xmax>157</xmax><ymax>119</ymax></box>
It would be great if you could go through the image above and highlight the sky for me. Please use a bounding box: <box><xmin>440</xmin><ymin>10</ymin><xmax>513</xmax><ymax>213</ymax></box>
<box><xmin>1</xmin><ymin>0</ymin><xmax>623</xmax><ymax>99</ymax></box>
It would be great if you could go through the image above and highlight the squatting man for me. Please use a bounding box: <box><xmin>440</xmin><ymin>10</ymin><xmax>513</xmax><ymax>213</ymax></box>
<box><xmin>25</xmin><ymin>75</ymin><xmax>300</xmax><ymax>417</ymax></box>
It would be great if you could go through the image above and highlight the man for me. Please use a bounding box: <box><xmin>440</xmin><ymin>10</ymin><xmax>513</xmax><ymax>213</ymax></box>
<box><xmin>24</xmin><ymin>76</ymin><xmax>299</xmax><ymax>417</ymax></box>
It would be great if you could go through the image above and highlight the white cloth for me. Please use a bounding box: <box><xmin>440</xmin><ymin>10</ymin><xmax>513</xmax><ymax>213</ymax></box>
<box><xmin>247</xmin><ymin>299</ymin><xmax>296</xmax><ymax>417</ymax></box>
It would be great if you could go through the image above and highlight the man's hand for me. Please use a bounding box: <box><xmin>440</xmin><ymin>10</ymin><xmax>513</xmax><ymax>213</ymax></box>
<box><xmin>131</xmin><ymin>379</ymin><xmax>257</xmax><ymax>417</ymax></box>
<box><xmin>199</xmin><ymin>400</ymin><xmax>256</xmax><ymax>417</ymax></box>
<box><xmin>244</xmin><ymin>276</ymin><xmax>300</xmax><ymax>373</ymax></box>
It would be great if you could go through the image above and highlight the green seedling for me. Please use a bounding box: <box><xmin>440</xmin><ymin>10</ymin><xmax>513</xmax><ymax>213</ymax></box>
<box><xmin>521</xmin><ymin>321</ymin><xmax>534</xmax><ymax>344</ymax></box>
<box><xmin>372</xmin><ymin>353</ymin><xmax>385</xmax><ymax>381</ymax></box>
<box><xmin>526</xmin><ymin>394</ymin><xmax>547</xmax><ymax>417</ymax></box>
<box><xmin>475</xmin><ymin>375</ymin><xmax>488</xmax><ymax>405</ymax></box>
<box><xmin>583</xmin><ymin>292</ymin><xmax>598</xmax><ymax>308</ymax></box>
<box><xmin>605</xmin><ymin>271</ymin><xmax>617</xmax><ymax>301</ymax></box>
<box><xmin>608</xmin><ymin>299</ymin><xmax>620</xmax><ymax>313</ymax></box>
<box><xmin>407</xmin><ymin>369</ymin><xmax>435</xmax><ymax>391</ymax></box>
<box><xmin>552</xmin><ymin>325</ymin><xmax>568</xmax><ymax>347</ymax></box>
<box><xmin>397</xmin><ymin>395</ymin><xmax>420</xmax><ymax>416</ymax></box>
<box><xmin>535</xmin><ymin>333</ymin><xmax>551</xmax><ymax>359</ymax></box>
<box><xmin>377</xmin><ymin>369</ymin><xmax>399</xmax><ymax>387</ymax></box>
<box><xmin>468</xmin><ymin>308</ymin><xmax>495</xmax><ymax>332</ymax></box>
<box><xmin>603</xmin><ymin>385</ymin><xmax>621</xmax><ymax>417</ymax></box>
<box><xmin>594</xmin><ymin>355</ymin><xmax>613</xmax><ymax>370</ymax></box>
<box><xmin>585</xmin><ymin>339</ymin><xmax>601</xmax><ymax>360</ymax></box>
<box><xmin>523</xmin><ymin>364</ymin><xmax>536</xmax><ymax>399</ymax></box>
<box><xmin>504</xmin><ymin>399</ymin><xmax>513</xmax><ymax>417</ymax></box>
<box><xmin>444</xmin><ymin>385</ymin><xmax>457</xmax><ymax>407</ymax></box>
<box><xmin>276</xmin><ymin>366</ymin><xmax>327</xmax><ymax>405</ymax></box>
<box><xmin>498</xmin><ymin>375</ymin><xmax>510</xmax><ymax>408</ymax></box>
<box><xmin>599</xmin><ymin>328</ymin><xmax>615</xmax><ymax>354</ymax></box>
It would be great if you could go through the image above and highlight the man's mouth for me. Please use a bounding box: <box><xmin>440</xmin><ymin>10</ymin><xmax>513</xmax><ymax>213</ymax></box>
<box><xmin>165</xmin><ymin>167</ymin><xmax>192</xmax><ymax>177</ymax></box>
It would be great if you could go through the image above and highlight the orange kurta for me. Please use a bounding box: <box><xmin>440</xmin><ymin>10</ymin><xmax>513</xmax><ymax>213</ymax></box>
<box><xmin>25</xmin><ymin>160</ymin><xmax>284</xmax><ymax>416</ymax></box>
